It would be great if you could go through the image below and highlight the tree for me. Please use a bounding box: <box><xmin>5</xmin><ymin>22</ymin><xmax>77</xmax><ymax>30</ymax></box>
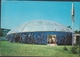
<box><xmin>75</xmin><ymin>30</ymin><xmax>80</xmax><ymax>34</ymax></box>
<box><xmin>67</xmin><ymin>26</ymin><xmax>72</xmax><ymax>29</ymax></box>
<box><xmin>0</xmin><ymin>29</ymin><xmax>3</xmax><ymax>36</ymax></box>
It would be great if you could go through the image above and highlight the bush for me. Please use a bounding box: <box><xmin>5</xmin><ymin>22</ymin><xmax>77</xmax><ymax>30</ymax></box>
<box><xmin>63</xmin><ymin>46</ymin><xmax>68</xmax><ymax>51</ymax></box>
<box><xmin>71</xmin><ymin>46</ymin><xmax>78</xmax><ymax>54</ymax></box>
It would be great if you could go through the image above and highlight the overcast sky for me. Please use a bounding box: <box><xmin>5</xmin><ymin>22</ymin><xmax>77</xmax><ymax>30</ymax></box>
<box><xmin>1</xmin><ymin>1</ymin><xmax>80</xmax><ymax>31</ymax></box>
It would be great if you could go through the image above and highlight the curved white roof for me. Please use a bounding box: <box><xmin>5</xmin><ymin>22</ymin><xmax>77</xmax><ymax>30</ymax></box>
<box><xmin>7</xmin><ymin>20</ymin><xmax>72</xmax><ymax>35</ymax></box>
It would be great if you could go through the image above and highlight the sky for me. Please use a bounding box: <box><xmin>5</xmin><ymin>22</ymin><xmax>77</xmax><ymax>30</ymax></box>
<box><xmin>1</xmin><ymin>1</ymin><xmax>80</xmax><ymax>31</ymax></box>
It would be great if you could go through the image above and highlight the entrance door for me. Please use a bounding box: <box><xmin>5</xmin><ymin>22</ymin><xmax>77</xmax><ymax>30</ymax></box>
<box><xmin>76</xmin><ymin>36</ymin><xmax>80</xmax><ymax>44</ymax></box>
<box><xmin>47</xmin><ymin>35</ymin><xmax>57</xmax><ymax>44</ymax></box>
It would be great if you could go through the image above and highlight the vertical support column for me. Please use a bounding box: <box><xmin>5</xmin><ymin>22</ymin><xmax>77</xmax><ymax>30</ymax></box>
<box><xmin>72</xmin><ymin>20</ymin><xmax>74</xmax><ymax>47</ymax></box>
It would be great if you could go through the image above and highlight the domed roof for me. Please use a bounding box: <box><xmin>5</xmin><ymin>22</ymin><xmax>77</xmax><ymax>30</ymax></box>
<box><xmin>7</xmin><ymin>20</ymin><xmax>72</xmax><ymax>35</ymax></box>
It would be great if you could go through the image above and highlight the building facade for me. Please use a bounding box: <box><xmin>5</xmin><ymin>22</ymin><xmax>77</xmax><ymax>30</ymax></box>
<box><xmin>74</xmin><ymin>34</ymin><xmax>80</xmax><ymax>44</ymax></box>
<box><xmin>6</xmin><ymin>20</ymin><xmax>72</xmax><ymax>45</ymax></box>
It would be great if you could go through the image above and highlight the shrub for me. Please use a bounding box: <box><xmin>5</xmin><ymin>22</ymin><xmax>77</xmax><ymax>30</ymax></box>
<box><xmin>63</xmin><ymin>46</ymin><xmax>68</xmax><ymax>51</ymax></box>
<box><xmin>71</xmin><ymin>46</ymin><xmax>78</xmax><ymax>54</ymax></box>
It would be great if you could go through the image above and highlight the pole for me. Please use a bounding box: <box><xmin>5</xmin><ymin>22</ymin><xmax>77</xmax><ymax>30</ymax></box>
<box><xmin>79</xmin><ymin>22</ymin><xmax>80</xmax><ymax>57</ymax></box>
<box><xmin>72</xmin><ymin>17</ymin><xmax>74</xmax><ymax>47</ymax></box>
<box><xmin>71</xmin><ymin>3</ymin><xmax>74</xmax><ymax>47</ymax></box>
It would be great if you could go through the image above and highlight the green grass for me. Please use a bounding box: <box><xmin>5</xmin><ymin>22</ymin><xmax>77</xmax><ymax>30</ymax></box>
<box><xmin>0</xmin><ymin>41</ymin><xmax>79</xmax><ymax>57</ymax></box>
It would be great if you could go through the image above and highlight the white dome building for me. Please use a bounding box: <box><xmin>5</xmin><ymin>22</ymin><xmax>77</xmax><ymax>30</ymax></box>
<box><xmin>6</xmin><ymin>20</ymin><xmax>72</xmax><ymax>45</ymax></box>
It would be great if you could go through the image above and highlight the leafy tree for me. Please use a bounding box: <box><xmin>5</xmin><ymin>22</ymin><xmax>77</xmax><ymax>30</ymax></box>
<box><xmin>67</xmin><ymin>26</ymin><xmax>80</xmax><ymax>33</ymax></box>
<box><xmin>0</xmin><ymin>29</ymin><xmax>3</xmax><ymax>36</ymax></box>
<box><xmin>75</xmin><ymin>30</ymin><xmax>80</xmax><ymax>34</ymax></box>
<box><xmin>67</xmin><ymin>26</ymin><xmax>72</xmax><ymax>29</ymax></box>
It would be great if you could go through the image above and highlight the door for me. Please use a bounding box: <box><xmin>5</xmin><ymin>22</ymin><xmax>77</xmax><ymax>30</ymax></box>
<box><xmin>47</xmin><ymin>35</ymin><xmax>57</xmax><ymax>44</ymax></box>
<box><xmin>76</xmin><ymin>36</ymin><xmax>80</xmax><ymax>44</ymax></box>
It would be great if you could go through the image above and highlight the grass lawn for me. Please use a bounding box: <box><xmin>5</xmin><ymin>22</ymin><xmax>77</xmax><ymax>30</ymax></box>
<box><xmin>0</xmin><ymin>41</ymin><xmax>79</xmax><ymax>57</ymax></box>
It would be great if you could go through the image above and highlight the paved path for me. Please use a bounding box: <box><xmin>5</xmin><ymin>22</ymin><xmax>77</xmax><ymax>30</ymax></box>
<box><xmin>47</xmin><ymin>44</ymin><xmax>57</xmax><ymax>46</ymax></box>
